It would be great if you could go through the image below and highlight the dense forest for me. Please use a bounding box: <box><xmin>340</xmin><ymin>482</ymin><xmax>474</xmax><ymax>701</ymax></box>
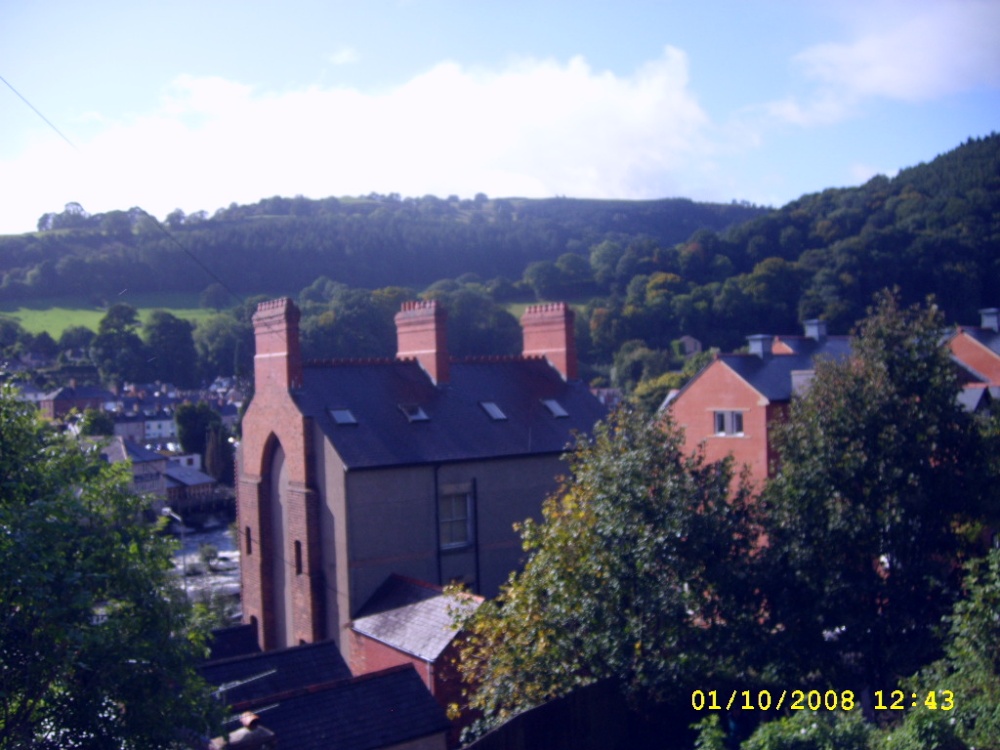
<box><xmin>1</xmin><ymin>133</ymin><xmax>998</xmax><ymax>394</ymax></box>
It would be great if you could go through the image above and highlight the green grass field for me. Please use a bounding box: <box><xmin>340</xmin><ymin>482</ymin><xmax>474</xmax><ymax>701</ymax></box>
<box><xmin>0</xmin><ymin>293</ymin><xmax>221</xmax><ymax>336</ymax></box>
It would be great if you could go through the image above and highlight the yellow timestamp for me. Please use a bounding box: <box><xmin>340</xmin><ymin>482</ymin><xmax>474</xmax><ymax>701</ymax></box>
<box><xmin>875</xmin><ymin>690</ymin><xmax>954</xmax><ymax>711</ymax></box>
<box><xmin>690</xmin><ymin>688</ymin><xmax>956</xmax><ymax>712</ymax></box>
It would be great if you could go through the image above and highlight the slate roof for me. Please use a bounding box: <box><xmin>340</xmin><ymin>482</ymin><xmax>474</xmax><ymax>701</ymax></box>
<box><xmin>164</xmin><ymin>463</ymin><xmax>215</xmax><ymax>487</ymax></box>
<box><xmin>292</xmin><ymin>357</ymin><xmax>607</xmax><ymax>470</ymax></box>
<box><xmin>42</xmin><ymin>385</ymin><xmax>115</xmax><ymax>402</ymax></box>
<box><xmin>957</xmin><ymin>385</ymin><xmax>993</xmax><ymax>413</ymax></box>
<box><xmin>199</xmin><ymin>639</ymin><xmax>352</xmax><ymax>706</ymax></box>
<box><xmin>770</xmin><ymin>334</ymin><xmax>852</xmax><ymax>358</ymax></box>
<box><xmin>352</xmin><ymin>575</ymin><xmax>481</xmax><ymax>662</ymax></box>
<box><xmin>221</xmin><ymin>664</ymin><xmax>451</xmax><ymax>750</ymax></box>
<box><xmin>206</xmin><ymin>623</ymin><xmax>261</xmax><ymax>661</ymax></box>
<box><xmin>100</xmin><ymin>436</ymin><xmax>166</xmax><ymax>465</ymax></box>
<box><xmin>717</xmin><ymin>344</ymin><xmax>852</xmax><ymax>403</ymax></box>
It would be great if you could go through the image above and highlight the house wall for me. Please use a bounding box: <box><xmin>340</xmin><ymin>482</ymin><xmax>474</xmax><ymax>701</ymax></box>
<box><xmin>343</xmin><ymin>454</ymin><xmax>565</xmax><ymax>621</ymax></box>
<box><xmin>950</xmin><ymin>333</ymin><xmax>1000</xmax><ymax>385</ymax></box>
<box><xmin>669</xmin><ymin>360</ymin><xmax>772</xmax><ymax>490</ymax></box>
<box><xmin>348</xmin><ymin>631</ymin><xmax>433</xmax><ymax>688</ymax></box>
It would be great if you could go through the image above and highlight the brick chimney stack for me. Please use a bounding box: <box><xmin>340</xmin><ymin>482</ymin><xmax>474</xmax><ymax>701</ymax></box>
<box><xmin>252</xmin><ymin>298</ymin><xmax>303</xmax><ymax>392</ymax></box>
<box><xmin>395</xmin><ymin>300</ymin><xmax>449</xmax><ymax>384</ymax></box>
<box><xmin>521</xmin><ymin>302</ymin><xmax>578</xmax><ymax>380</ymax></box>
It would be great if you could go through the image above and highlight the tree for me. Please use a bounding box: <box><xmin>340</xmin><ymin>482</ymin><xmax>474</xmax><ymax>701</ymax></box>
<box><xmin>90</xmin><ymin>304</ymin><xmax>150</xmax><ymax>388</ymax></box>
<box><xmin>761</xmin><ymin>291</ymin><xmax>998</xmax><ymax>691</ymax></box>
<box><xmin>893</xmin><ymin>548</ymin><xmax>1000</xmax><ymax>749</ymax></box>
<box><xmin>175</xmin><ymin>401</ymin><xmax>221</xmax><ymax>457</ymax></box>
<box><xmin>454</xmin><ymin>407</ymin><xmax>765</xmax><ymax>738</ymax></box>
<box><xmin>204</xmin><ymin>423</ymin><xmax>235</xmax><ymax>485</ymax></box>
<box><xmin>79</xmin><ymin>407</ymin><xmax>115</xmax><ymax>436</ymax></box>
<box><xmin>0</xmin><ymin>386</ymin><xmax>219</xmax><ymax>748</ymax></box>
<box><xmin>143</xmin><ymin>310</ymin><xmax>199</xmax><ymax>388</ymax></box>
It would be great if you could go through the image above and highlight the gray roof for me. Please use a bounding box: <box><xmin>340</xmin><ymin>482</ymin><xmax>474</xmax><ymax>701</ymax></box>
<box><xmin>199</xmin><ymin>639</ymin><xmax>352</xmax><ymax>706</ymax></box>
<box><xmin>223</xmin><ymin>664</ymin><xmax>450</xmax><ymax>750</ymax></box>
<box><xmin>352</xmin><ymin>575</ymin><xmax>481</xmax><ymax>662</ymax></box>
<box><xmin>99</xmin><ymin>436</ymin><xmax>165</xmax><ymax>465</ymax></box>
<box><xmin>291</xmin><ymin>356</ymin><xmax>607</xmax><ymax>470</ymax></box>
<box><xmin>957</xmin><ymin>386</ymin><xmax>992</xmax><ymax>413</ymax></box>
<box><xmin>164</xmin><ymin>463</ymin><xmax>215</xmax><ymax>487</ymax></box>
<box><xmin>718</xmin><ymin>342</ymin><xmax>851</xmax><ymax>402</ymax></box>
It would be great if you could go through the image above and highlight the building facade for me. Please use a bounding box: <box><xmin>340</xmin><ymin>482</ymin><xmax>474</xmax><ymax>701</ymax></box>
<box><xmin>238</xmin><ymin>299</ymin><xmax>605</xmax><ymax>659</ymax></box>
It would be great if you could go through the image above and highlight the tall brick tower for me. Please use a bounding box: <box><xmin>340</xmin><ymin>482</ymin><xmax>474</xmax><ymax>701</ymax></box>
<box><xmin>238</xmin><ymin>298</ymin><xmax>325</xmax><ymax>650</ymax></box>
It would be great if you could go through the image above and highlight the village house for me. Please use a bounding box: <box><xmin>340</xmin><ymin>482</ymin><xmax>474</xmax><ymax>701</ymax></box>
<box><xmin>667</xmin><ymin>320</ymin><xmax>851</xmax><ymax>489</ymax></box>
<box><xmin>237</xmin><ymin>298</ymin><xmax>606</xmax><ymax>664</ymax></box>
<box><xmin>948</xmin><ymin>307</ymin><xmax>1000</xmax><ymax>387</ymax></box>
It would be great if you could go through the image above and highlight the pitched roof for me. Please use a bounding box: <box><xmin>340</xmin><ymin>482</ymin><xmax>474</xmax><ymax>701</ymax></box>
<box><xmin>223</xmin><ymin>665</ymin><xmax>450</xmax><ymax>750</ymax></box>
<box><xmin>352</xmin><ymin>575</ymin><xmax>481</xmax><ymax>662</ymax></box>
<box><xmin>164</xmin><ymin>463</ymin><xmax>215</xmax><ymax>487</ymax></box>
<box><xmin>206</xmin><ymin>623</ymin><xmax>261</xmax><ymax>662</ymax></box>
<box><xmin>958</xmin><ymin>326</ymin><xmax>1000</xmax><ymax>356</ymax></box>
<box><xmin>199</xmin><ymin>639</ymin><xmax>352</xmax><ymax>706</ymax></box>
<box><xmin>292</xmin><ymin>357</ymin><xmax>607</xmax><ymax>470</ymax></box>
<box><xmin>713</xmin><ymin>337</ymin><xmax>852</xmax><ymax>402</ymax></box>
<box><xmin>99</xmin><ymin>436</ymin><xmax>166</xmax><ymax>465</ymax></box>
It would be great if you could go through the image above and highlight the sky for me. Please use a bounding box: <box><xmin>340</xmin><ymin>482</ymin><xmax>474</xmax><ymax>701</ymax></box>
<box><xmin>1</xmin><ymin>0</ymin><xmax>998</xmax><ymax>235</ymax></box>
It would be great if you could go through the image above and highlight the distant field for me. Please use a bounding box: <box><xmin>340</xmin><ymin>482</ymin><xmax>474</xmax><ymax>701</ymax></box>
<box><xmin>0</xmin><ymin>293</ymin><xmax>220</xmax><ymax>336</ymax></box>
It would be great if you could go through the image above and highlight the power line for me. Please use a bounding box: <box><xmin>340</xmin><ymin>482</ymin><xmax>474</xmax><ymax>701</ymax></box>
<box><xmin>1</xmin><ymin>74</ymin><xmax>78</xmax><ymax>150</ymax></box>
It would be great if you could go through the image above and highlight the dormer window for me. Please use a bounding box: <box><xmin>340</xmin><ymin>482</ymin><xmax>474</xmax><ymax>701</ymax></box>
<box><xmin>399</xmin><ymin>403</ymin><xmax>429</xmax><ymax>422</ymax></box>
<box><xmin>480</xmin><ymin>401</ymin><xmax>507</xmax><ymax>421</ymax></box>
<box><xmin>541</xmin><ymin>399</ymin><xmax>568</xmax><ymax>418</ymax></box>
<box><xmin>330</xmin><ymin>408</ymin><xmax>357</xmax><ymax>425</ymax></box>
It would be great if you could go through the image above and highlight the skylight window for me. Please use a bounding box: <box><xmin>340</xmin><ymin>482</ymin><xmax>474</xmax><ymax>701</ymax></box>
<box><xmin>541</xmin><ymin>399</ymin><xmax>568</xmax><ymax>418</ymax></box>
<box><xmin>329</xmin><ymin>408</ymin><xmax>357</xmax><ymax>425</ymax></box>
<box><xmin>399</xmin><ymin>403</ymin><xmax>429</xmax><ymax>422</ymax></box>
<box><xmin>480</xmin><ymin>401</ymin><xmax>507</xmax><ymax>421</ymax></box>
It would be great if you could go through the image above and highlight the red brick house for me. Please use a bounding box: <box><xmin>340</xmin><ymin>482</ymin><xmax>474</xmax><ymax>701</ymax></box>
<box><xmin>238</xmin><ymin>298</ymin><xmax>606</xmax><ymax>660</ymax></box>
<box><xmin>349</xmin><ymin>575</ymin><xmax>480</xmax><ymax>705</ymax></box>
<box><xmin>668</xmin><ymin>321</ymin><xmax>851</xmax><ymax>489</ymax></box>
<box><xmin>948</xmin><ymin>308</ymin><xmax>1000</xmax><ymax>386</ymax></box>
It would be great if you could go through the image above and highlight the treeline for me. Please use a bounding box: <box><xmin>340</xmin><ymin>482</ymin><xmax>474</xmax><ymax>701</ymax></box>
<box><xmin>0</xmin><ymin>194</ymin><xmax>762</xmax><ymax>301</ymax></box>
<box><xmin>2</xmin><ymin>134</ymin><xmax>998</xmax><ymax>395</ymax></box>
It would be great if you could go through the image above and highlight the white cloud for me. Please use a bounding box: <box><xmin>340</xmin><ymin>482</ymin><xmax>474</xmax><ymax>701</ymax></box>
<box><xmin>0</xmin><ymin>47</ymin><xmax>721</xmax><ymax>232</ymax></box>
<box><xmin>771</xmin><ymin>0</ymin><xmax>1000</xmax><ymax>125</ymax></box>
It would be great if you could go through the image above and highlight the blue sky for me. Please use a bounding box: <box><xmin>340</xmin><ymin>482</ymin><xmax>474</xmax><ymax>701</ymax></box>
<box><xmin>1</xmin><ymin>0</ymin><xmax>998</xmax><ymax>234</ymax></box>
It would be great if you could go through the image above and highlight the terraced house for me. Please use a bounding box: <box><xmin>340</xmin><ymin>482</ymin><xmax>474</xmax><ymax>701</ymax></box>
<box><xmin>237</xmin><ymin>298</ymin><xmax>606</xmax><ymax>664</ymax></box>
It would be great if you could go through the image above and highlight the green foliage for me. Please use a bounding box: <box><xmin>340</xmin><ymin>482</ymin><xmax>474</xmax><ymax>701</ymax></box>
<box><xmin>897</xmin><ymin>550</ymin><xmax>1000</xmax><ymax>749</ymax></box>
<box><xmin>0</xmin><ymin>385</ymin><xmax>219</xmax><ymax>748</ymax></box>
<box><xmin>79</xmin><ymin>407</ymin><xmax>114</xmax><ymax>436</ymax></box>
<box><xmin>175</xmin><ymin>401</ymin><xmax>222</xmax><ymax>456</ymax></box>
<box><xmin>143</xmin><ymin>310</ymin><xmax>199</xmax><ymax>388</ymax></box>
<box><xmin>455</xmin><ymin>407</ymin><xmax>766</xmax><ymax>738</ymax></box>
<box><xmin>90</xmin><ymin>303</ymin><xmax>151</xmax><ymax>387</ymax></box>
<box><xmin>740</xmin><ymin>711</ymin><xmax>874</xmax><ymax>750</ymax></box>
<box><xmin>761</xmin><ymin>291</ymin><xmax>997</xmax><ymax>689</ymax></box>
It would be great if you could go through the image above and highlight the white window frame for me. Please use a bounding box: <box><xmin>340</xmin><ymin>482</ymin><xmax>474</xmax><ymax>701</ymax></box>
<box><xmin>439</xmin><ymin>490</ymin><xmax>473</xmax><ymax>550</ymax></box>
<box><xmin>713</xmin><ymin>410</ymin><xmax>745</xmax><ymax>436</ymax></box>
